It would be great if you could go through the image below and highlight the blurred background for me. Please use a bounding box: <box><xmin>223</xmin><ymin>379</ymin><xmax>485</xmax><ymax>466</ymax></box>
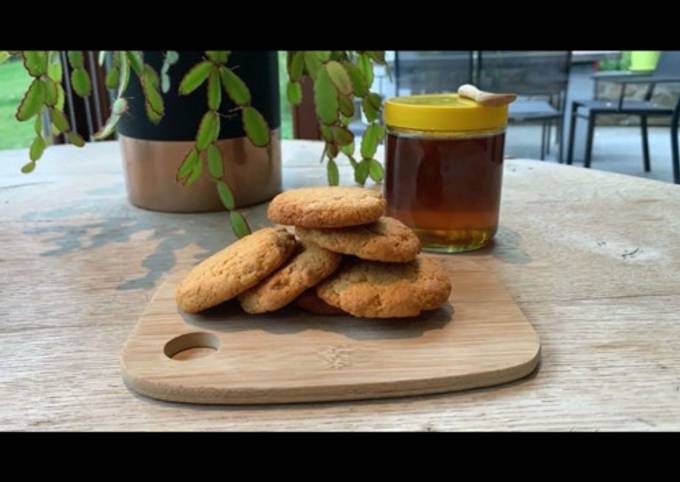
<box><xmin>3</xmin><ymin>51</ymin><xmax>679</xmax><ymax>183</ymax></box>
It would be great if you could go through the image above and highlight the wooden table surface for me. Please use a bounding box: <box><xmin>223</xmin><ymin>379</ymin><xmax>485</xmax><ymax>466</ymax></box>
<box><xmin>2</xmin><ymin>140</ymin><xmax>680</xmax><ymax>431</ymax></box>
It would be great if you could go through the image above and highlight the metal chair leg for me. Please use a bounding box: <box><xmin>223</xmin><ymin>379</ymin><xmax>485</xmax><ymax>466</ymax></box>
<box><xmin>558</xmin><ymin>118</ymin><xmax>565</xmax><ymax>163</ymax></box>
<box><xmin>584</xmin><ymin>112</ymin><xmax>596</xmax><ymax>169</ymax></box>
<box><xmin>641</xmin><ymin>115</ymin><xmax>651</xmax><ymax>172</ymax></box>
<box><xmin>567</xmin><ymin>102</ymin><xmax>578</xmax><ymax>165</ymax></box>
<box><xmin>540</xmin><ymin>122</ymin><xmax>546</xmax><ymax>160</ymax></box>
<box><xmin>672</xmin><ymin>107</ymin><xmax>680</xmax><ymax>184</ymax></box>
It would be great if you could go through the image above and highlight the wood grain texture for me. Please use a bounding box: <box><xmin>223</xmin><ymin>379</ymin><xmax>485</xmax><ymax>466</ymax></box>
<box><xmin>121</xmin><ymin>264</ymin><xmax>540</xmax><ymax>404</ymax></box>
<box><xmin>2</xmin><ymin>140</ymin><xmax>680</xmax><ymax>430</ymax></box>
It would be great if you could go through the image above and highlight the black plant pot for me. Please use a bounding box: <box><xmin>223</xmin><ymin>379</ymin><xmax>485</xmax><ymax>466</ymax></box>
<box><xmin>117</xmin><ymin>51</ymin><xmax>282</xmax><ymax>213</ymax></box>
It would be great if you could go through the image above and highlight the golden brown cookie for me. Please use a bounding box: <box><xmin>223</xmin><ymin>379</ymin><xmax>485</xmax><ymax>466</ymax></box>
<box><xmin>296</xmin><ymin>216</ymin><xmax>420</xmax><ymax>263</ymax></box>
<box><xmin>316</xmin><ymin>257</ymin><xmax>451</xmax><ymax>318</ymax></box>
<box><xmin>238</xmin><ymin>242</ymin><xmax>342</xmax><ymax>314</ymax></box>
<box><xmin>176</xmin><ymin>227</ymin><xmax>297</xmax><ymax>313</ymax></box>
<box><xmin>295</xmin><ymin>288</ymin><xmax>345</xmax><ymax>316</ymax></box>
<box><xmin>267</xmin><ymin>186</ymin><xmax>386</xmax><ymax>228</ymax></box>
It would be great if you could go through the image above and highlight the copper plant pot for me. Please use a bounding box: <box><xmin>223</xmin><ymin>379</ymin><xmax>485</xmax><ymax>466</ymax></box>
<box><xmin>116</xmin><ymin>51</ymin><xmax>281</xmax><ymax>213</ymax></box>
<box><xmin>119</xmin><ymin>131</ymin><xmax>281</xmax><ymax>212</ymax></box>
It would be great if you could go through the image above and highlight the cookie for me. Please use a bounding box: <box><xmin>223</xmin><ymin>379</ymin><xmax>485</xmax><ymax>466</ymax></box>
<box><xmin>296</xmin><ymin>216</ymin><xmax>420</xmax><ymax>263</ymax></box>
<box><xmin>316</xmin><ymin>257</ymin><xmax>451</xmax><ymax>318</ymax></box>
<box><xmin>176</xmin><ymin>227</ymin><xmax>297</xmax><ymax>313</ymax></box>
<box><xmin>238</xmin><ymin>242</ymin><xmax>342</xmax><ymax>314</ymax></box>
<box><xmin>295</xmin><ymin>289</ymin><xmax>345</xmax><ymax>316</ymax></box>
<box><xmin>267</xmin><ymin>186</ymin><xmax>386</xmax><ymax>228</ymax></box>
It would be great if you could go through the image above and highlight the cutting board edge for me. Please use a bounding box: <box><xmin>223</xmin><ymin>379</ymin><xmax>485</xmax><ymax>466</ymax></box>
<box><xmin>120</xmin><ymin>343</ymin><xmax>541</xmax><ymax>405</ymax></box>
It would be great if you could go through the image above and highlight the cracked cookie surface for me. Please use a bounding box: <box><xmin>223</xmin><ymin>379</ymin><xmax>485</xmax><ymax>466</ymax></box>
<box><xmin>176</xmin><ymin>227</ymin><xmax>297</xmax><ymax>313</ymax></box>
<box><xmin>267</xmin><ymin>186</ymin><xmax>386</xmax><ymax>228</ymax></box>
<box><xmin>239</xmin><ymin>242</ymin><xmax>342</xmax><ymax>314</ymax></box>
<box><xmin>296</xmin><ymin>216</ymin><xmax>420</xmax><ymax>262</ymax></box>
<box><xmin>316</xmin><ymin>257</ymin><xmax>451</xmax><ymax>318</ymax></box>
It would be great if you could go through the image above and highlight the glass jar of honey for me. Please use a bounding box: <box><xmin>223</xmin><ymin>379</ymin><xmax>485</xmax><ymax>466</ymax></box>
<box><xmin>383</xmin><ymin>94</ymin><xmax>509</xmax><ymax>253</ymax></box>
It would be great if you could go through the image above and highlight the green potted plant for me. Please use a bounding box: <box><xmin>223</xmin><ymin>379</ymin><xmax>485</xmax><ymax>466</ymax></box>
<box><xmin>1</xmin><ymin>50</ymin><xmax>388</xmax><ymax>238</ymax></box>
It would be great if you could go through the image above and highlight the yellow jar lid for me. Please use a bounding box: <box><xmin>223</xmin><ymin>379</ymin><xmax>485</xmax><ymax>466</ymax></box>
<box><xmin>383</xmin><ymin>93</ymin><xmax>508</xmax><ymax>132</ymax></box>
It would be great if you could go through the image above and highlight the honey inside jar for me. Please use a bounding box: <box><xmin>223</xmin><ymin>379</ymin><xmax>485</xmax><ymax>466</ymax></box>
<box><xmin>383</xmin><ymin>94</ymin><xmax>509</xmax><ymax>253</ymax></box>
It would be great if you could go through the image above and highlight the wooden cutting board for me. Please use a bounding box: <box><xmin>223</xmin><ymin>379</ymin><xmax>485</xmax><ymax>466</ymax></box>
<box><xmin>121</xmin><ymin>256</ymin><xmax>541</xmax><ymax>405</ymax></box>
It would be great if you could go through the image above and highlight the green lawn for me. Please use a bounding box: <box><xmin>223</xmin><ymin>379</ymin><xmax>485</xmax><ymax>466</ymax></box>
<box><xmin>277</xmin><ymin>51</ymin><xmax>293</xmax><ymax>139</ymax></box>
<box><xmin>0</xmin><ymin>58</ymin><xmax>35</xmax><ymax>150</ymax></box>
<box><xmin>0</xmin><ymin>53</ymin><xmax>292</xmax><ymax>152</ymax></box>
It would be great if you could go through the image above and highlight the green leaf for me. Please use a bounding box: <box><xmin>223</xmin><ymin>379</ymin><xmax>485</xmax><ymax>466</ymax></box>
<box><xmin>327</xmin><ymin>143</ymin><xmax>339</xmax><ymax>159</ymax></box>
<box><xmin>286</xmin><ymin>81</ymin><xmax>302</xmax><ymax>105</ymax></box>
<box><xmin>206</xmin><ymin>51</ymin><xmax>229</xmax><ymax>64</ymax></box>
<box><xmin>229</xmin><ymin>211</ymin><xmax>251</xmax><ymax>239</ymax></box>
<box><xmin>332</xmin><ymin>126</ymin><xmax>354</xmax><ymax>146</ymax></box>
<box><xmin>341</xmin><ymin>61</ymin><xmax>368</xmax><ymax>97</ymax></box>
<box><xmin>338</xmin><ymin>94</ymin><xmax>354</xmax><ymax>117</ymax></box>
<box><xmin>67</xmin><ymin>131</ymin><xmax>85</xmax><ymax>147</ymax></box>
<box><xmin>325</xmin><ymin>61</ymin><xmax>352</xmax><ymax>96</ymax></box>
<box><xmin>176</xmin><ymin>148</ymin><xmax>199</xmax><ymax>184</ymax></box>
<box><xmin>362</xmin><ymin>96</ymin><xmax>379</xmax><ymax>122</ymax></box>
<box><xmin>319</xmin><ymin>125</ymin><xmax>333</xmax><ymax>143</ymax></box>
<box><xmin>145</xmin><ymin>102</ymin><xmax>162</xmax><ymax>125</ymax></box>
<box><xmin>34</xmin><ymin>114</ymin><xmax>42</xmax><ymax>136</ymax></box>
<box><xmin>98</xmin><ymin>50</ymin><xmax>107</xmax><ymax>66</ymax></box>
<box><xmin>23</xmin><ymin>51</ymin><xmax>48</xmax><ymax>77</ymax></box>
<box><xmin>16</xmin><ymin>79</ymin><xmax>45</xmax><ymax>121</ymax></box>
<box><xmin>179</xmin><ymin>61</ymin><xmax>212</xmax><ymax>95</ymax></box>
<box><xmin>105</xmin><ymin>66</ymin><xmax>120</xmax><ymax>90</ymax></box>
<box><xmin>67</xmin><ymin>51</ymin><xmax>84</xmax><ymax>68</ymax></box>
<box><xmin>50</xmin><ymin>108</ymin><xmax>70</xmax><ymax>133</ymax></box>
<box><xmin>160</xmin><ymin>51</ymin><xmax>179</xmax><ymax>94</ymax></box>
<box><xmin>161</xmin><ymin>73</ymin><xmax>170</xmax><ymax>94</ymax></box>
<box><xmin>242</xmin><ymin>106</ymin><xmax>270</xmax><ymax>148</ymax></box>
<box><xmin>29</xmin><ymin>136</ymin><xmax>46</xmax><ymax>161</ymax></box>
<box><xmin>369</xmin><ymin>158</ymin><xmax>384</xmax><ymax>182</ymax></box>
<box><xmin>93</xmin><ymin>113</ymin><xmax>121</xmax><ymax>140</ymax></box>
<box><xmin>207</xmin><ymin>144</ymin><xmax>223</xmax><ymax>179</ymax></box>
<box><xmin>315</xmin><ymin>51</ymin><xmax>332</xmax><ymax>62</ymax></box>
<box><xmin>112</xmin><ymin>97</ymin><xmax>128</xmax><ymax>116</ymax></box>
<box><xmin>216</xmin><ymin>180</ymin><xmax>235</xmax><ymax>210</ymax></box>
<box><xmin>47</xmin><ymin>51</ymin><xmax>62</xmax><ymax>82</ymax></box>
<box><xmin>207</xmin><ymin>68</ymin><xmax>221</xmax><ymax>110</ymax></box>
<box><xmin>327</xmin><ymin>158</ymin><xmax>339</xmax><ymax>186</ymax></box>
<box><xmin>56</xmin><ymin>83</ymin><xmax>65</xmax><ymax>111</ymax></box>
<box><xmin>304</xmin><ymin>51</ymin><xmax>322</xmax><ymax>80</ymax></box>
<box><xmin>367</xmin><ymin>51</ymin><xmax>386</xmax><ymax>64</ymax></box>
<box><xmin>186</xmin><ymin>159</ymin><xmax>203</xmax><ymax>186</ymax></box>
<box><xmin>340</xmin><ymin>140</ymin><xmax>355</xmax><ymax>157</ymax></box>
<box><xmin>289</xmin><ymin>51</ymin><xmax>304</xmax><ymax>81</ymax></box>
<box><xmin>357</xmin><ymin>53</ymin><xmax>374</xmax><ymax>89</ymax></box>
<box><xmin>142</xmin><ymin>65</ymin><xmax>164</xmax><ymax>116</ymax></box>
<box><xmin>71</xmin><ymin>68</ymin><xmax>92</xmax><ymax>97</ymax></box>
<box><xmin>164</xmin><ymin>50</ymin><xmax>180</xmax><ymax>66</ymax></box>
<box><xmin>117</xmin><ymin>53</ymin><xmax>130</xmax><ymax>98</ymax></box>
<box><xmin>43</xmin><ymin>78</ymin><xmax>58</xmax><ymax>106</ymax></box>
<box><xmin>366</xmin><ymin>92</ymin><xmax>382</xmax><ymax>111</ymax></box>
<box><xmin>361</xmin><ymin>122</ymin><xmax>383</xmax><ymax>159</ymax></box>
<box><xmin>219</xmin><ymin>66</ymin><xmax>251</xmax><ymax>106</ymax></box>
<box><xmin>0</xmin><ymin>51</ymin><xmax>10</xmax><ymax>64</ymax></box>
<box><xmin>196</xmin><ymin>111</ymin><xmax>220</xmax><ymax>150</ymax></box>
<box><xmin>126</xmin><ymin>51</ymin><xmax>144</xmax><ymax>75</ymax></box>
<box><xmin>354</xmin><ymin>159</ymin><xmax>370</xmax><ymax>186</ymax></box>
<box><xmin>21</xmin><ymin>162</ymin><xmax>36</xmax><ymax>174</ymax></box>
<box><xmin>313</xmin><ymin>67</ymin><xmax>338</xmax><ymax>125</ymax></box>
<box><xmin>330</xmin><ymin>51</ymin><xmax>347</xmax><ymax>61</ymax></box>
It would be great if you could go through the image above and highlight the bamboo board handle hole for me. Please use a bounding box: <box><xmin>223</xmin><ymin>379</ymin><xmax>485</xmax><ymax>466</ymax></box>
<box><xmin>164</xmin><ymin>332</ymin><xmax>221</xmax><ymax>361</ymax></box>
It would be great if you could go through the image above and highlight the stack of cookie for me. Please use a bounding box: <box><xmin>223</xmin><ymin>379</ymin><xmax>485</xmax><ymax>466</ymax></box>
<box><xmin>176</xmin><ymin>186</ymin><xmax>451</xmax><ymax>319</ymax></box>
